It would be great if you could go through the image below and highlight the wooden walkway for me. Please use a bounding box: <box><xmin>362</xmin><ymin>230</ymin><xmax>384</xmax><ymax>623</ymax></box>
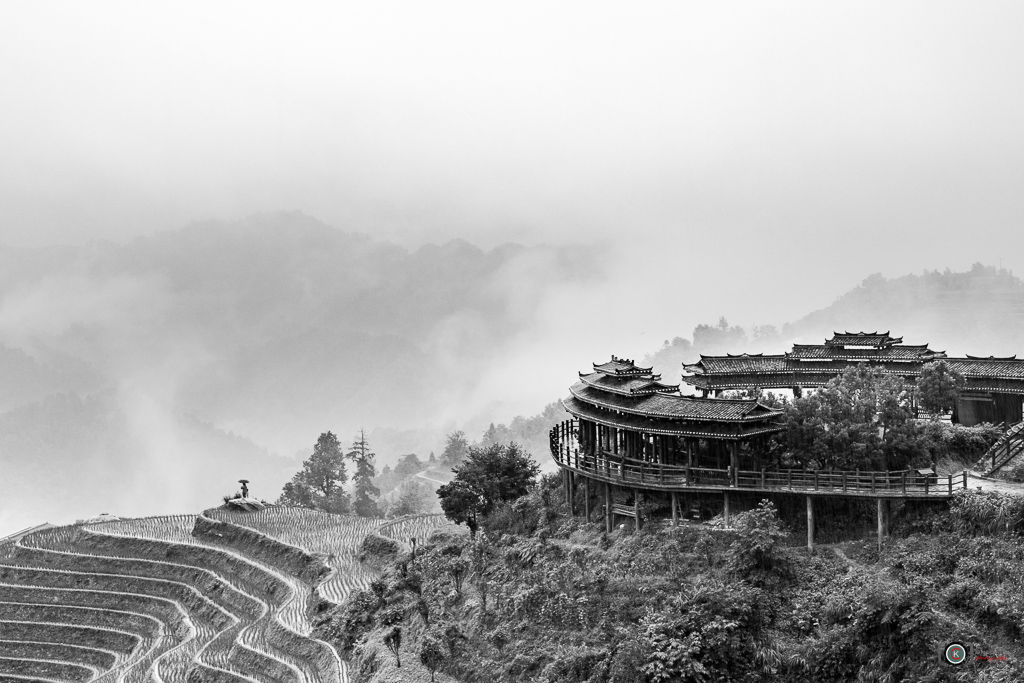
<box><xmin>547</xmin><ymin>420</ymin><xmax>1024</xmax><ymax>552</ymax></box>
<box><xmin>550</xmin><ymin>423</ymin><xmax>967</xmax><ymax>501</ymax></box>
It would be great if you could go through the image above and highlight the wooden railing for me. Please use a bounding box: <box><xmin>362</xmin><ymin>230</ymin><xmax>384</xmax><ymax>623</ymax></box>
<box><xmin>550</xmin><ymin>420</ymin><xmax>968</xmax><ymax>497</ymax></box>
<box><xmin>984</xmin><ymin>422</ymin><xmax>1024</xmax><ymax>476</ymax></box>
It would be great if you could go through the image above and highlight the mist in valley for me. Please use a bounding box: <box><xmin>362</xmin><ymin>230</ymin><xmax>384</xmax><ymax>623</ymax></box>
<box><xmin>3</xmin><ymin>3</ymin><xmax>1024</xmax><ymax>534</ymax></box>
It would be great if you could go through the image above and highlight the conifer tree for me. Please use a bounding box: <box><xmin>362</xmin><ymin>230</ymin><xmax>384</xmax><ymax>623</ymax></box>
<box><xmin>348</xmin><ymin>429</ymin><xmax>381</xmax><ymax>517</ymax></box>
<box><xmin>441</xmin><ymin>430</ymin><xmax>470</xmax><ymax>468</ymax></box>
<box><xmin>278</xmin><ymin>431</ymin><xmax>350</xmax><ymax>513</ymax></box>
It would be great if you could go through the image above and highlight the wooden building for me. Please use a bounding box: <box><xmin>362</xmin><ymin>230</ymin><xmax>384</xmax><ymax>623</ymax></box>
<box><xmin>683</xmin><ymin>331</ymin><xmax>1024</xmax><ymax>426</ymax></box>
<box><xmin>563</xmin><ymin>356</ymin><xmax>784</xmax><ymax>476</ymax></box>
<box><xmin>550</xmin><ymin>354</ymin><xmax>970</xmax><ymax>548</ymax></box>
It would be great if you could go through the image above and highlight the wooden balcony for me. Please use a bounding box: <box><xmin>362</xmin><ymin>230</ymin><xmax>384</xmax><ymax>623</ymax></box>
<box><xmin>550</xmin><ymin>420</ymin><xmax>965</xmax><ymax>500</ymax></box>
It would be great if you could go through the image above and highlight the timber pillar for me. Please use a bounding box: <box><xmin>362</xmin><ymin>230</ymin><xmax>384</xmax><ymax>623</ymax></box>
<box><xmin>568</xmin><ymin>472</ymin><xmax>575</xmax><ymax>517</ymax></box>
<box><xmin>583</xmin><ymin>478</ymin><xmax>590</xmax><ymax>521</ymax></box>
<box><xmin>605</xmin><ymin>482</ymin><xmax>612</xmax><ymax>534</ymax></box>
<box><xmin>806</xmin><ymin>496</ymin><xmax>814</xmax><ymax>553</ymax></box>
<box><xmin>671</xmin><ymin>491</ymin><xmax>678</xmax><ymax>527</ymax></box>
<box><xmin>634</xmin><ymin>491</ymin><xmax>641</xmax><ymax>531</ymax></box>
<box><xmin>877</xmin><ymin>498</ymin><xmax>890</xmax><ymax>550</ymax></box>
<box><xmin>723</xmin><ymin>491</ymin><xmax>731</xmax><ymax>528</ymax></box>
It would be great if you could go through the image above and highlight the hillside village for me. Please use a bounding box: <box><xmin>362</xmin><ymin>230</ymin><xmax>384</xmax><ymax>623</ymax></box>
<box><xmin>6</xmin><ymin>312</ymin><xmax>1024</xmax><ymax>681</ymax></box>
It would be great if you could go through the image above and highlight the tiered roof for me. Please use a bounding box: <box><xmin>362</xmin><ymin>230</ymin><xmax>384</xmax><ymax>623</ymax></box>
<box><xmin>592</xmin><ymin>356</ymin><xmax>653</xmax><ymax>376</ymax></box>
<box><xmin>563</xmin><ymin>356</ymin><xmax>784</xmax><ymax>438</ymax></box>
<box><xmin>788</xmin><ymin>344</ymin><xmax>941</xmax><ymax>361</ymax></box>
<box><xmin>681</xmin><ymin>330</ymin><xmax>1024</xmax><ymax>393</ymax></box>
<box><xmin>690</xmin><ymin>354</ymin><xmax>790</xmax><ymax>374</ymax></box>
<box><xmin>684</xmin><ymin>332</ymin><xmax>943</xmax><ymax>377</ymax></box>
<box><xmin>570</xmin><ymin>383</ymin><xmax>779</xmax><ymax>421</ymax></box>
<box><xmin>943</xmin><ymin>358</ymin><xmax>1024</xmax><ymax>380</ymax></box>
<box><xmin>561</xmin><ymin>396</ymin><xmax>785</xmax><ymax>439</ymax></box>
<box><xmin>578</xmin><ymin>371</ymin><xmax>679</xmax><ymax>396</ymax></box>
<box><xmin>826</xmin><ymin>331</ymin><xmax>903</xmax><ymax>347</ymax></box>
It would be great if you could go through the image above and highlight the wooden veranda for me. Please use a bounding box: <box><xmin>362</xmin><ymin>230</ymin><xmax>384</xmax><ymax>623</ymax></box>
<box><xmin>550</xmin><ymin>419</ymin><xmax>967</xmax><ymax>551</ymax></box>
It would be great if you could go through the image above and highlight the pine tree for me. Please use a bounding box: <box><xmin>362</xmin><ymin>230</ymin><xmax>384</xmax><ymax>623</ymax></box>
<box><xmin>441</xmin><ymin>430</ymin><xmax>470</xmax><ymax>468</ymax></box>
<box><xmin>348</xmin><ymin>429</ymin><xmax>381</xmax><ymax>517</ymax></box>
<box><xmin>482</xmin><ymin>422</ymin><xmax>500</xmax><ymax>446</ymax></box>
<box><xmin>278</xmin><ymin>432</ymin><xmax>350</xmax><ymax>513</ymax></box>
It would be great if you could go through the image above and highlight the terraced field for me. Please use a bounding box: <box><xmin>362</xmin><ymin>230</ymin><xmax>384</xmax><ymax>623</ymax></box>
<box><xmin>0</xmin><ymin>509</ymin><xmax>453</xmax><ymax>682</ymax></box>
<box><xmin>204</xmin><ymin>510</ymin><xmax>452</xmax><ymax>605</ymax></box>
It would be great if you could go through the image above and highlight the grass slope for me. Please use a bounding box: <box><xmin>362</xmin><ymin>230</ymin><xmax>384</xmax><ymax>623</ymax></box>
<box><xmin>321</xmin><ymin>478</ymin><xmax>1024</xmax><ymax>683</ymax></box>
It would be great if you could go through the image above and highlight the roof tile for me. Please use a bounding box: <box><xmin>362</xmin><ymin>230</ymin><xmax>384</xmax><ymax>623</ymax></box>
<box><xmin>570</xmin><ymin>382</ymin><xmax>782</xmax><ymax>421</ymax></box>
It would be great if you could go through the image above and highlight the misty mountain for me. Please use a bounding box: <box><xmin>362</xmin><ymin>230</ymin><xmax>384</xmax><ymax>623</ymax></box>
<box><xmin>0</xmin><ymin>212</ymin><xmax>600</xmax><ymax>532</ymax></box>
<box><xmin>783</xmin><ymin>264</ymin><xmax>1024</xmax><ymax>355</ymax></box>
<box><xmin>644</xmin><ymin>264</ymin><xmax>1024</xmax><ymax>382</ymax></box>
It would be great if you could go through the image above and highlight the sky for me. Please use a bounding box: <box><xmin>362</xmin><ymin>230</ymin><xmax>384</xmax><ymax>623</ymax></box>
<box><xmin>3</xmin><ymin>2</ymin><xmax>1023</xmax><ymax>324</ymax></box>
<box><xmin>2</xmin><ymin>2</ymin><xmax>1024</xmax><ymax>534</ymax></box>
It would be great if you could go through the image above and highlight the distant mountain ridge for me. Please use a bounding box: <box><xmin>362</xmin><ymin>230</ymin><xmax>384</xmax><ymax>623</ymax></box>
<box><xmin>0</xmin><ymin>212</ymin><xmax>598</xmax><ymax>533</ymax></box>
<box><xmin>644</xmin><ymin>264</ymin><xmax>1024</xmax><ymax>381</ymax></box>
<box><xmin>782</xmin><ymin>264</ymin><xmax>1024</xmax><ymax>356</ymax></box>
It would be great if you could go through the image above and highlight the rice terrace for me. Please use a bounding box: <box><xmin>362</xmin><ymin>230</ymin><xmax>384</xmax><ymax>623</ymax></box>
<box><xmin>7</xmin><ymin>324</ymin><xmax>1024</xmax><ymax>682</ymax></box>
<box><xmin>0</xmin><ymin>508</ymin><xmax>453</xmax><ymax>682</ymax></box>
<box><xmin>5</xmin><ymin>5</ymin><xmax>1024</xmax><ymax>681</ymax></box>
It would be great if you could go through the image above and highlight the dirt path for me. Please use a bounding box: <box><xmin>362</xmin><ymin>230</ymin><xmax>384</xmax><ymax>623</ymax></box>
<box><xmin>965</xmin><ymin>473</ymin><xmax>1024</xmax><ymax>495</ymax></box>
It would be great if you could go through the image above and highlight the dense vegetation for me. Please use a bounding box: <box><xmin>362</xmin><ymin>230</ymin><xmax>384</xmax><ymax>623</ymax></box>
<box><xmin>738</xmin><ymin>364</ymin><xmax>999</xmax><ymax>472</ymax></box>
<box><xmin>278</xmin><ymin>431</ymin><xmax>383</xmax><ymax>516</ymax></box>
<box><xmin>436</xmin><ymin>442</ymin><xmax>540</xmax><ymax>536</ymax></box>
<box><xmin>318</xmin><ymin>466</ymin><xmax>1024</xmax><ymax>683</ymax></box>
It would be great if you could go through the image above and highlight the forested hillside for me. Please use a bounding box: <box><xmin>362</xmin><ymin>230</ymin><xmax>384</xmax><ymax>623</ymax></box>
<box><xmin>645</xmin><ymin>264</ymin><xmax>1024</xmax><ymax>382</ymax></box>
<box><xmin>326</xmin><ymin>476</ymin><xmax>1024</xmax><ymax>683</ymax></box>
<box><xmin>0</xmin><ymin>213</ymin><xmax>597</xmax><ymax>533</ymax></box>
<box><xmin>785</xmin><ymin>264</ymin><xmax>1024</xmax><ymax>355</ymax></box>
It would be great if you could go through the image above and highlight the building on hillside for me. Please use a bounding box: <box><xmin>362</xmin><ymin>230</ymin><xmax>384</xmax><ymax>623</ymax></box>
<box><xmin>560</xmin><ymin>356</ymin><xmax>784</xmax><ymax>476</ymax></box>
<box><xmin>682</xmin><ymin>331</ymin><xmax>1024</xmax><ymax>426</ymax></box>
<box><xmin>550</xmin><ymin>353</ymin><xmax>970</xmax><ymax>547</ymax></box>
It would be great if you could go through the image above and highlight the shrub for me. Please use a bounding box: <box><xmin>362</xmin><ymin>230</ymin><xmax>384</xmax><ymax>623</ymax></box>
<box><xmin>950</xmin><ymin>490</ymin><xmax>1024</xmax><ymax>536</ymax></box>
<box><xmin>607</xmin><ymin>637</ymin><xmax>646</xmax><ymax>683</ymax></box>
<box><xmin>539</xmin><ymin>646</ymin><xmax>608</xmax><ymax>683</ymax></box>
<box><xmin>360</xmin><ymin>534</ymin><xmax>402</xmax><ymax>566</ymax></box>
<box><xmin>383</xmin><ymin>626</ymin><xmax>402</xmax><ymax>667</ymax></box>
<box><xmin>438</xmin><ymin>442</ymin><xmax>540</xmax><ymax>536</ymax></box>
<box><xmin>482</xmin><ymin>495</ymin><xmax>542</xmax><ymax>536</ymax></box>
<box><xmin>941</xmin><ymin>577</ymin><xmax>983</xmax><ymax>611</ymax></box>
<box><xmin>324</xmin><ymin>589</ymin><xmax>379</xmax><ymax>654</ymax></box>
<box><xmin>640</xmin><ymin>578</ymin><xmax>764</xmax><ymax>682</ymax></box>
<box><xmin>419</xmin><ymin>634</ymin><xmax>446</xmax><ymax>682</ymax></box>
<box><xmin>727</xmin><ymin>500</ymin><xmax>788</xmax><ymax>575</ymax></box>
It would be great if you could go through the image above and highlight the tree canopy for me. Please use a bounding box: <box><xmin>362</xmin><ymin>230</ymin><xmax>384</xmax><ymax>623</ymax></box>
<box><xmin>437</xmin><ymin>442</ymin><xmax>540</xmax><ymax>535</ymax></box>
<box><xmin>349</xmin><ymin>430</ymin><xmax>381</xmax><ymax>518</ymax></box>
<box><xmin>781</xmin><ymin>365</ymin><xmax>926</xmax><ymax>470</ymax></box>
<box><xmin>916</xmin><ymin>360</ymin><xmax>965</xmax><ymax>415</ymax></box>
<box><xmin>277</xmin><ymin>430</ymin><xmax>385</xmax><ymax>516</ymax></box>
<box><xmin>394</xmin><ymin>452</ymin><xmax>424</xmax><ymax>478</ymax></box>
<box><xmin>278</xmin><ymin>431</ymin><xmax>350</xmax><ymax>513</ymax></box>
<box><xmin>387</xmin><ymin>480</ymin><xmax>432</xmax><ymax>518</ymax></box>
<box><xmin>440</xmin><ymin>430</ymin><xmax>470</xmax><ymax>468</ymax></box>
